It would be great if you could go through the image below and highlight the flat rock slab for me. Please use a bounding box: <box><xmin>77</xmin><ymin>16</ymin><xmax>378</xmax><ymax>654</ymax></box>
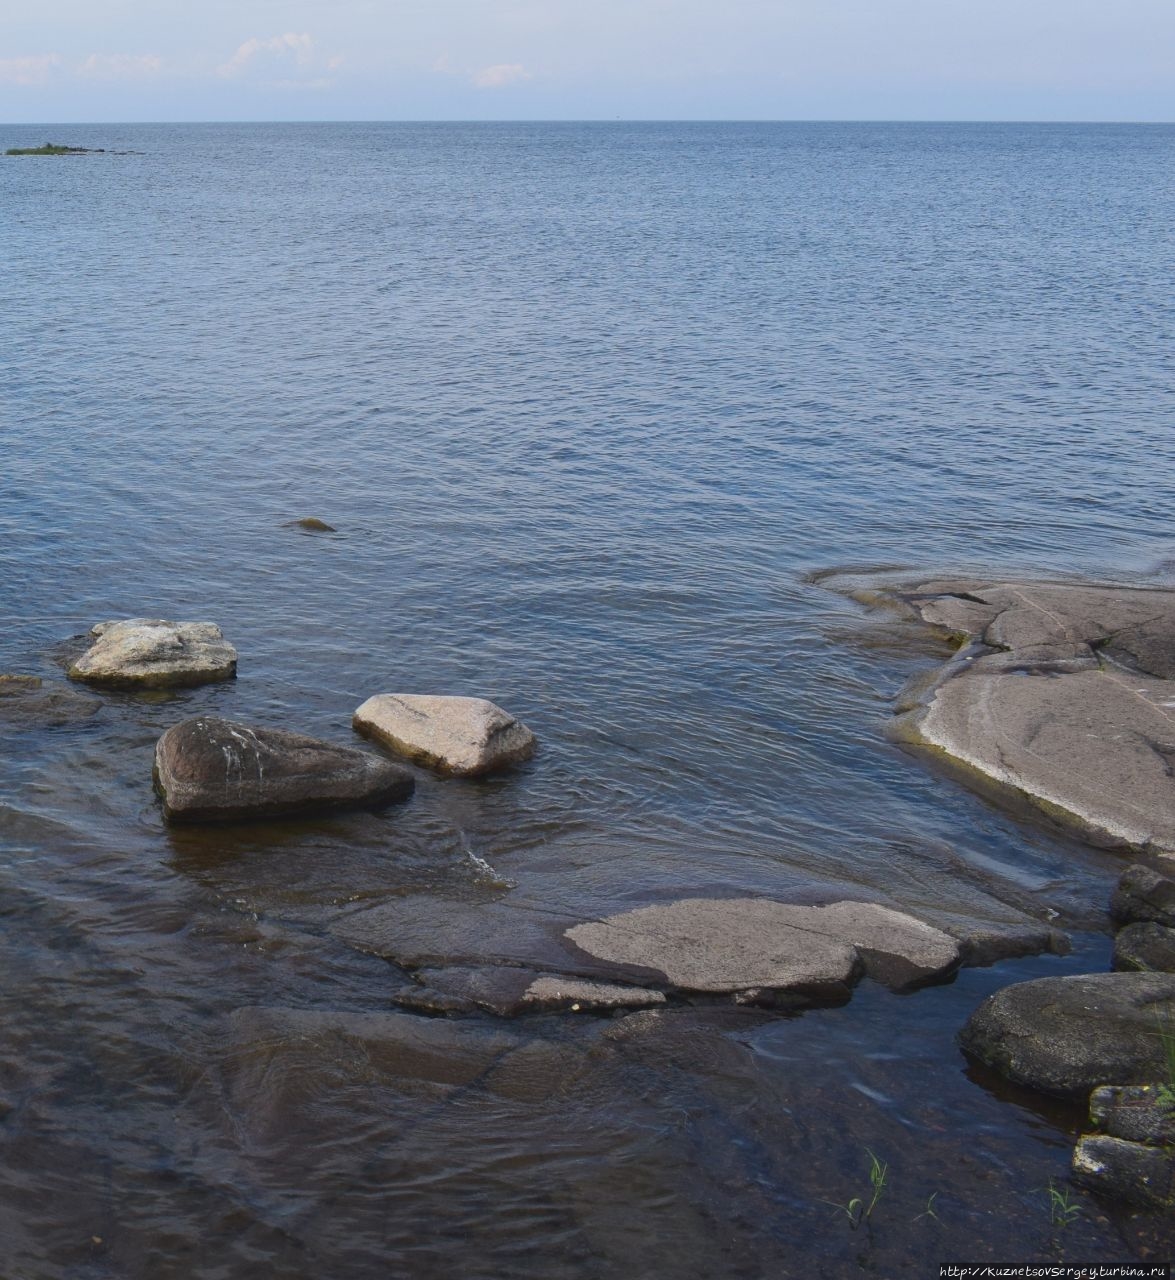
<box><xmin>567</xmin><ymin>898</ymin><xmax>960</xmax><ymax>995</ymax></box>
<box><xmin>959</xmin><ymin>972</ymin><xmax>1175</xmax><ymax>1098</ymax></box>
<box><xmin>353</xmin><ymin>693</ymin><xmax>536</xmax><ymax>777</ymax></box>
<box><xmin>333</xmin><ymin>892</ymin><xmax>960</xmax><ymax>1015</ymax></box>
<box><xmin>68</xmin><ymin>618</ymin><xmax>237</xmax><ymax>688</ymax></box>
<box><xmin>835</xmin><ymin>574</ymin><xmax>1175</xmax><ymax>857</ymax></box>
<box><xmin>398</xmin><ymin>966</ymin><xmax>667</xmax><ymax>1016</ymax></box>
<box><xmin>154</xmin><ymin>716</ymin><xmax>414</xmax><ymax>823</ymax></box>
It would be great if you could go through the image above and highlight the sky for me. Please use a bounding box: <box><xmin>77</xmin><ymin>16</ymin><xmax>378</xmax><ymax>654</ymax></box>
<box><xmin>2</xmin><ymin>0</ymin><xmax>1174</xmax><ymax>124</ymax></box>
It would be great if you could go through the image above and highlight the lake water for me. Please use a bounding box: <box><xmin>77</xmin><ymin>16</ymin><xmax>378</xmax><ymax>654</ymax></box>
<box><xmin>3</xmin><ymin>121</ymin><xmax>1175</xmax><ymax>1277</ymax></box>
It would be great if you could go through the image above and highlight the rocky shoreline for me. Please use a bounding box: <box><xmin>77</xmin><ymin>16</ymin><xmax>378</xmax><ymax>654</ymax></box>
<box><xmin>7</xmin><ymin>585</ymin><xmax>1175</xmax><ymax>1216</ymax></box>
<box><xmin>823</xmin><ymin>570</ymin><xmax>1175</xmax><ymax>857</ymax></box>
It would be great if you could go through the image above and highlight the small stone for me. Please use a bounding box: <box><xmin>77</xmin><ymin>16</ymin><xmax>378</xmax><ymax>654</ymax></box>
<box><xmin>1072</xmin><ymin>1134</ymin><xmax>1175</xmax><ymax>1208</ymax></box>
<box><xmin>68</xmin><ymin>619</ymin><xmax>237</xmax><ymax>689</ymax></box>
<box><xmin>154</xmin><ymin>716</ymin><xmax>414</xmax><ymax>823</ymax></box>
<box><xmin>353</xmin><ymin>693</ymin><xmax>536</xmax><ymax>777</ymax></box>
<box><xmin>1113</xmin><ymin>921</ymin><xmax>1175</xmax><ymax>973</ymax></box>
<box><xmin>287</xmin><ymin>517</ymin><xmax>336</xmax><ymax>532</ymax></box>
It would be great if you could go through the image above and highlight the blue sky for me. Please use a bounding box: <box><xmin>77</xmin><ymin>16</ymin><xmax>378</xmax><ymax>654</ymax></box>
<box><xmin>2</xmin><ymin>0</ymin><xmax>1173</xmax><ymax>123</ymax></box>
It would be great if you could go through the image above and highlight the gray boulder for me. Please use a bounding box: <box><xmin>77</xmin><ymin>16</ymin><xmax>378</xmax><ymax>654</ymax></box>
<box><xmin>69</xmin><ymin>618</ymin><xmax>237</xmax><ymax>689</ymax></box>
<box><xmin>353</xmin><ymin>693</ymin><xmax>536</xmax><ymax>777</ymax></box>
<box><xmin>1113</xmin><ymin>922</ymin><xmax>1175</xmax><ymax>973</ymax></box>
<box><xmin>1111</xmin><ymin>864</ymin><xmax>1175</xmax><ymax>929</ymax></box>
<box><xmin>154</xmin><ymin>716</ymin><xmax>414</xmax><ymax>823</ymax></box>
<box><xmin>1072</xmin><ymin>1134</ymin><xmax>1175</xmax><ymax>1208</ymax></box>
<box><xmin>959</xmin><ymin>972</ymin><xmax>1175</xmax><ymax>1097</ymax></box>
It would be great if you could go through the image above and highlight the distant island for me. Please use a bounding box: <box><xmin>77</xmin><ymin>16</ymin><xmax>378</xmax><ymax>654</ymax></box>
<box><xmin>6</xmin><ymin>142</ymin><xmax>106</xmax><ymax>156</ymax></box>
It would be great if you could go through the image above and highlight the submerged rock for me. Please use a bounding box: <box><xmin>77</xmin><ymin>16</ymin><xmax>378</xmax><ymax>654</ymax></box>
<box><xmin>0</xmin><ymin>675</ymin><xmax>42</xmax><ymax>692</ymax></box>
<box><xmin>0</xmin><ymin>676</ymin><xmax>101</xmax><ymax>726</ymax></box>
<box><xmin>959</xmin><ymin>972</ymin><xmax>1175</xmax><ymax>1098</ymax></box>
<box><xmin>1072</xmin><ymin>1134</ymin><xmax>1175</xmax><ymax>1209</ymax></box>
<box><xmin>397</xmin><ymin>966</ymin><xmax>667</xmax><ymax>1017</ymax></box>
<box><xmin>285</xmin><ymin>517</ymin><xmax>336</xmax><ymax>532</ymax></box>
<box><xmin>833</xmin><ymin>574</ymin><xmax>1175</xmax><ymax>857</ymax></box>
<box><xmin>68</xmin><ymin>618</ymin><xmax>237</xmax><ymax>689</ymax></box>
<box><xmin>353</xmin><ymin>693</ymin><xmax>536</xmax><ymax>777</ymax></box>
<box><xmin>154</xmin><ymin>716</ymin><xmax>414</xmax><ymax>823</ymax></box>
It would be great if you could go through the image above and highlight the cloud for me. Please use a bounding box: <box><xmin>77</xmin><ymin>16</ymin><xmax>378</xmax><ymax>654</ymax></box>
<box><xmin>78</xmin><ymin>53</ymin><xmax>163</xmax><ymax>80</ymax></box>
<box><xmin>471</xmin><ymin>63</ymin><xmax>532</xmax><ymax>90</ymax></box>
<box><xmin>218</xmin><ymin>32</ymin><xmax>315</xmax><ymax>79</ymax></box>
<box><xmin>0</xmin><ymin>54</ymin><xmax>60</xmax><ymax>86</ymax></box>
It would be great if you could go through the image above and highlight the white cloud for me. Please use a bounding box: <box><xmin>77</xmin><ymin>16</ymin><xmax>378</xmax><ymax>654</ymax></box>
<box><xmin>218</xmin><ymin>32</ymin><xmax>315</xmax><ymax>79</ymax></box>
<box><xmin>78</xmin><ymin>53</ymin><xmax>163</xmax><ymax>80</ymax></box>
<box><xmin>0</xmin><ymin>54</ymin><xmax>60</xmax><ymax>86</ymax></box>
<box><xmin>471</xmin><ymin>63</ymin><xmax>532</xmax><ymax>90</ymax></box>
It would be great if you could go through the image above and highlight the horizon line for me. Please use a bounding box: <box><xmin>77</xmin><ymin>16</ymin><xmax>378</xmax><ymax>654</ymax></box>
<box><xmin>5</xmin><ymin>116</ymin><xmax>1175</xmax><ymax>127</ymax></box>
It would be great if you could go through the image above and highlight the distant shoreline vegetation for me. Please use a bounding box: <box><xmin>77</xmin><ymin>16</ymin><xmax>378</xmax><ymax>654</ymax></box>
<box><xmin>6</xmin><ymin>142</ymin><xmax>105</xmax><ymax>156</ymax></box>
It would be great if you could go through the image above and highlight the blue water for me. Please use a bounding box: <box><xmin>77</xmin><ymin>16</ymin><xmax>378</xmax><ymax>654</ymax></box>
<box><xmin>3</xmin><ymin>122</ymin><xmax>1175</xmax><ymax>1277</ymax></box>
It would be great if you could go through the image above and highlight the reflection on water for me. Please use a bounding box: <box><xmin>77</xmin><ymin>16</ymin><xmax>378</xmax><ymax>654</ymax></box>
<box><xmin>3</xmin><ymin>121</ymin><xmax>1175</xmax><ymax>1275</ymax></box>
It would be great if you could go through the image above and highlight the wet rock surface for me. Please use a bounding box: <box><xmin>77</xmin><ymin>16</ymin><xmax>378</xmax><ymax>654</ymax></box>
<box><xmin>830</xmin><ymin>574</ymin><xmax>1175</xmax><ymax>857</ymax></box>
<box><xmin>959</xmin><ymin>972</ymin><xmax>1175</xmax><ymax>1098</ymax></box>
<box><xmin>396</xmin><ymin>966</ymin><xmax>667</xmax><ymax>1016</ymax></box>
<box><xmin>1071</xmin><ymin>1134</ymin><xmax>1175</xmax><ymax>1209</ymax></box>
<box><xmin>353</xmin><ymin>693</ymin><xmax>536</xmax><ymax>777</ymax></box>
<box><xmin>334</xmin><ymin>892</ymin><xmax>960</xmax><ymax>1014</ymax></box>
<box><xmin>68</xmin><ymin>618</ymin><xmax>238</xmax><ymax>688</ymax></box>
<box><xmin>154</xmin><ymin>716</ymin><xmax>415</xmax><ymax>823</ymax></box>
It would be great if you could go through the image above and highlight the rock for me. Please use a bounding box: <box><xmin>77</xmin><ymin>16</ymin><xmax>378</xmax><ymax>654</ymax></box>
<box><xmin>959</xmin><ymin>972</ymin><xmax>1175</xmax><ymax>1098</ymax></box>
<box><xmin>68</xmin><ymin>619</ymin><xmax>237</xmax><ymax>689</ymax></box>
<box><xmin>0</xmin><ymin>675</ymin><xmax>42</xmax><ymax>692</ymax></box>
<box><xmin>1111</xmin><ymin>864</ymin><xmax>1175</xmax><ymax>929</ymax></box>
<box><xmin>1072</xmin><ymin>1134</ymin><xmax>1175</xmax><ymax>1208</ymax></box>
<box><xmin>353</xmin><ymin>693</ymin><xmax>536</xmax><ymax>777</ymax></box>
<box><xmin>946</xmin><ymin>922</ymin><xmax>1070</xmax><ymax>968</ymax></box>
<box><xmin>333</xmin><ymin>893</ymin><xmax>960</xmax><ymax>1013</ymax></box>
<box><xmin>1089</xmin><ymin>1084</ymin><xmax>1175</xmax><ymax>1147</ymax></box>
<box><xmin>398</xmin><ymin>966</ymin><xmax>666</xmax><ymax>1016</ymax></box>
<box><xmin>567</xmin><ymin>899</ymin><xmax>960</xmax><ymax>995</ymax></box>
<box><xmin>0</xmin><ymin>677</ymin><xmax>101</xmax><ymax>726</ymax></box>
<box><xmin>154</xmin><ymin>716</ymin><xmax>414</xmax><ymax>823</ymax></box>
<box><xmin>286</xmin><ymin>517</ymin><xmax>336</xmax><ymax>532</ymax></box>
<box><xmin>833</xmin><ymin>574</ymin><xmax>1175</xmax><ymax>856</ymax></box>
<box><xmin>1113</xmin><ymin>922</ymin><xmax>1175</xmax><ymax>973</ymax></box>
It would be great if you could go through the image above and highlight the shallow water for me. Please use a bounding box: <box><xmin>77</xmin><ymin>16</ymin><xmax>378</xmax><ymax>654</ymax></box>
<box><xmin>3</xmin><ymin>121</ymin><xmax>1175</xmax><ymax>1277</ymax></box>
